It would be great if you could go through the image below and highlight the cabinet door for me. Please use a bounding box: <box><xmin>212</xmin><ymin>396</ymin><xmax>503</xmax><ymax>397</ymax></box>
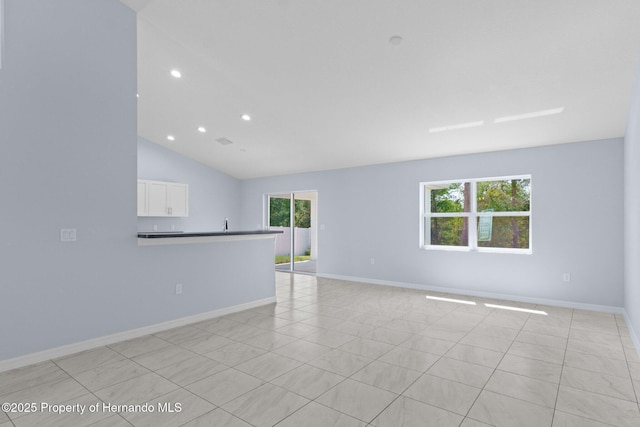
<box><xmin>148</xmin><ymin>182</ymin><xmax>169</xmax><ymax>216</ymax></box>
<box><xmin>137</xmin><ymin>180</ymin><xmax>148</xmax><ymax>216</ymax></box>
<box><xmin>168</xmin><ymin>183</ymin><xmax>189</xmax><ymax>217</ymax></box>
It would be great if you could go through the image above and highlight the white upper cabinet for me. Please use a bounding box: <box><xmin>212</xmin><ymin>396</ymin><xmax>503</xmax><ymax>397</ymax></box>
<box><xmin>167</xmin><ymin>183</ymin><xmax>189</xmax><ymax>217</ymax></box>
<box><xmin>138</xmin><ymin>179</ymin><xmax>189</xmax><ymax>217</ymax></box>
<box><xmin>147</xmin><ymin>181</ymin><xmax>169</xmax><ymax>216</ymax></box>
<box><xmin>137</xmin><ymin>180</ymin><xmax>148</xmax><ymax>216</ymax></box>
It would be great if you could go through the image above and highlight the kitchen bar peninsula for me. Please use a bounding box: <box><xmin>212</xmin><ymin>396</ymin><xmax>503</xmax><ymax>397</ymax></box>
<box><xmin>133</xmin><ymin>229</ymin><xmax>284</xmax><ymax>339</ymax></box>
<box><xmin>138</xmin><ymin>230</ymin><xmax>282</xmax><ymax>245</ymax></box>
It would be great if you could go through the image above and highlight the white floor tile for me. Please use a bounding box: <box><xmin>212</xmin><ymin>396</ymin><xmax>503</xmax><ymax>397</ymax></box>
<box><xmin>5</xmin><ymin>272</ymin><xmax>640</xmax><ymax>427</ymax></box>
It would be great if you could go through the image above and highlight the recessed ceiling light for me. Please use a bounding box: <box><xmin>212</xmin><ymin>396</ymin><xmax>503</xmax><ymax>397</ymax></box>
<box><xmin>197</xmin><ymin>126</ymin><xmax>206</xmax><ymax>133</ymax></box>
<box><xmin>216</xmin><ymin>137</ymin><xmax>233</xmax><ymax>146</ymax></box>
<box><xmin>428</xmin><ymin>121</ymin><xmax>484</xmax><ymax>133</ymax></box>
<box><xmin>494</xmin><ymin>107</ymin><xmax>564</xmax><ymax>123</ymax></box>
<box><xmin>170</xmin><ymin>69</ymin><xmax>182</xmax><ymax>78</ymax></box>
<box><xmin>167</xmin><ymin>135</ymin><xmax>175</xmax><ymax>141</ymax></box>
<box><xmin>136</xmin><ymin>93</ymin><xmax>139</xmax><ymax>98</ymax></box>
<box><xmin>389</xmin><ymin>35</ymin><xmax>403</xmax><ymax>46</ymax></box>
<box><xmin>241</xmin><ymin>114</ymin><xmax>251</xmax><ymax>121</ymax></box>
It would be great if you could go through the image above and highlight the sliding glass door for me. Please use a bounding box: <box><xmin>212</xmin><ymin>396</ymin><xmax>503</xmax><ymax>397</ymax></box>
<box><xmin>268</xmin><ymin>192</ymin><xmax>317</xmax><ymax>273</ymax></box>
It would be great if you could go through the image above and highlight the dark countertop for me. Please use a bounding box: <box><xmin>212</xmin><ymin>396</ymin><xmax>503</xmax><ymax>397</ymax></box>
<box><xmin>138</xmin><ymin>230</ymin><xmax>283</xmax><ymax>239</ymax></box>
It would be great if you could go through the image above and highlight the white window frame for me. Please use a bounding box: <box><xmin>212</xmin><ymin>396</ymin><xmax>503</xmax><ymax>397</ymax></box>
<box><xmin>420</xmin><ymin>175</ymin><xmax>532</xmax><ymax>254</ymax></box>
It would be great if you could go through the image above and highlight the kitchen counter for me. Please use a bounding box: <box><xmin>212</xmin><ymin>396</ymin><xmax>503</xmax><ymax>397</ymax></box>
<box><xmin>137</xmin><ymin>230</ymin><xmax>283</xmax><ymax>245</ymax></box>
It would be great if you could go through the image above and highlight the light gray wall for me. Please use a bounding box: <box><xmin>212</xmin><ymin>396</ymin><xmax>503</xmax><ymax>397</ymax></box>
<box><xmin>137</xmin><ymin>137</ymin><xmax>241</xmax><ymax>232</ymax></box>
<box><xmin>624</xmin><ymin>59</ymin><xmax>640</xmax><ymax>339</ymax></box>
<box><xmin>241</xmin><ymin>139</ymin><xmax>624</xmax><ymax>307</ymax></box>
<box><xmin>0</xmin><ymin>0</ymin><xmax>272</xmax><ymax>362</ymax></box>
<box><xmin>0</xmin><ymin>0</ymin><xmax>630</xmax><ymax>364</ymax></box>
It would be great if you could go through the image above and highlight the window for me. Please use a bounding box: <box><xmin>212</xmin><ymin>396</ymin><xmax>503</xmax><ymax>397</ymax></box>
<box><xmin>420</xmin><ymin>175</ymin><xmax>531</xmax><ymax>253</ymax></box>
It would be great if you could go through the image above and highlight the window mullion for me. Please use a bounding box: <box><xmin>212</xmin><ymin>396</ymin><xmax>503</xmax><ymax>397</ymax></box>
<box><xmin>477</xmin><ymin>211</ymin><xmax>530</xmax><ymax>217</ymax></box>
<box><xmin>423</xmin><ymin>188</ymin><xmax>431</xmax><ymax>246</ymax></box>
<box><xmin>429</xmin><ymin>212</ymin><xmax>470</xmax><ymax>218</ymax></box>
<box><xmin>468</xmin><ymin>182</ymin><xmax>478</xmax><ymax>250</ymax></box>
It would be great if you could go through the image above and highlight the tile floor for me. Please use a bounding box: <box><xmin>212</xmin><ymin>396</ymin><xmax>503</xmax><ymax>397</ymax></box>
<box><xmin>1</xmin><ymin>272</ymin><xmax>640</xmax><ymax>426</ymax></box>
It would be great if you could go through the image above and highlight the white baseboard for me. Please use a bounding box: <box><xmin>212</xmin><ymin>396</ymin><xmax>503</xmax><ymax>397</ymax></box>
<box><xmin>317</xmin><ymin>273</ymin><xmax>626</xmax><ymax>314</ymax></box>
<box><xmin>4</xmin><ymin>273</ymin><xmax>639</xmax><ymax>372</ymax></box>
<box><xmin>0</xmin><ymin>297</ymin><xmax>276</xmax><ymax>373</ymax></box>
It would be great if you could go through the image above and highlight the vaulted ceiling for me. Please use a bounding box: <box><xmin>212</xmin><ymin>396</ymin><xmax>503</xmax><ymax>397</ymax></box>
<box><xmin>121</xmin><ymin>0</ymin><xmax>640</xmax><ymax>179</ymax></box>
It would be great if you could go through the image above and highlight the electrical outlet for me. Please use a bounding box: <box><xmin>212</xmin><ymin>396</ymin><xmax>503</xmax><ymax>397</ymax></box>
<box><xmin>175</xmin><ymin>283</ymin><xmax>183</xmax><ymax>294</ymax></box>
<box><xmin>370</xmin><ymin>258</ymin><xmax>375</xmax><ymax>265</ymax></box>
<box><xmin>562</xmin><ymin>273</ymin><xmax>571</xmax><ymax>282</ymax></box>
<box><xmin>170</xmin><ymin>224</ymin><xmax>176</xmax><ymax>231</ymax></box>
<box><xmin>60</xmin><ymin>228</ymin><xmax>77</xmax><ymax>242</ymax></box>
<box><xmin>153</xmin><ymin>225</ymin><xmax>158</xmax><ymax>231</ymax></box>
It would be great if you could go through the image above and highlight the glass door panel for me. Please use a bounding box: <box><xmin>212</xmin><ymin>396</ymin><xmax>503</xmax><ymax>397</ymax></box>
<box><xmin>269</xmin><ymin>194</ymin><xmax>293</xmax><ymax>271</ymax></box>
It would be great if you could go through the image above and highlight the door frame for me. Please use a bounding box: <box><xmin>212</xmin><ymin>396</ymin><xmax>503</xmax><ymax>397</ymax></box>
<box><xmin>265</xmin><ymin>190</ymin><xmax>318</xmax><ymax>273</ymax></box>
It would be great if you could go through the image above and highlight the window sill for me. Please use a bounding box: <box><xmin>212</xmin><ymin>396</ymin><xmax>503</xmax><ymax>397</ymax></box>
<box><xmin>422</xmin><ymin>246</ymin><xmax>532</xmax><ymax>255</ymax></box>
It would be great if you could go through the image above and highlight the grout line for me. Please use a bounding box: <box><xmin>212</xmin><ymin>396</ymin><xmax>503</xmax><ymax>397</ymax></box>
<box><xmin>618</xmin><ymin>315</ymin><xmax>640</xmax><ymax>411</ymax></box>
<box><xmin>549</xmin><ymin>308</ymin><xmax>572</xmax><ymax>427</ymax></box>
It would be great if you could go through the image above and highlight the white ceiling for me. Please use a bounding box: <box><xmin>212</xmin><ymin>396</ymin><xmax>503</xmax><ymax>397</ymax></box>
<box><xmin>121</xmin><ymin>0</ymin><xmax>640</xmax><ymax>179</ymax></box>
